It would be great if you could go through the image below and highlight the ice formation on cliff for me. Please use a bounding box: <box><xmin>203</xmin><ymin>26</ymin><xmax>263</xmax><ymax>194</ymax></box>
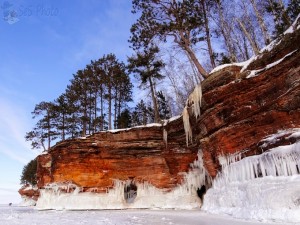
<box><xmin>183</xmin><ymin>107</ymin><xmax>192</xmax><ymax>146</ymax></box>
<box><xmin>182</xmin><ymin>84</ymin><xmax>202</xmax><ymax>146</ymax></box>
<box><xmin>186</xmin><ymin>84</ymin><xmax>202</xmax><ymax>119</ymax></box>
<box><xmin>19</xmin><ymin>196</ymin><xmax>36</xmax><ymax>207</ymax></box>
<box><xmin>163</xmin><ymin>128</ymin><xmax>168</xmax><ymax>145</ymax></box>
<box><xmin>36</xmin><ymin>150</ymin><xmax>210</xmax><ymax>210</ymax></box>
<box><xmin>215</xmin><ymin>142</ymin><xmax>300</xmax><ymax>187</ymax></box>
<box><xmin>203</xmin><ymin>140</ymin><xmax>300</xmax><ymax>223</ymax></box>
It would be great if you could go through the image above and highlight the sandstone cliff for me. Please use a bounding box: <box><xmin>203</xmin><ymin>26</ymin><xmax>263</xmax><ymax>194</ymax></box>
<box><xmin>20</xmin><ymin>21</ymin><xmax>300</xmax><ymax>207</ymax></box>
<box><xmin>37</xmin><ymin>124</ymin><xmax>198</xmax><ymax>192</ymax></box>
<box><xmin>193</xmin><ymin>26</ymin><xmax>300</xmax><ymax>177</ymax></box>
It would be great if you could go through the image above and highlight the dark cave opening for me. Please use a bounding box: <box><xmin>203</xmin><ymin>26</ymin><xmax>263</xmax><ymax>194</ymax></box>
<box><xmin>197</xmin><ymin>185</ymin><xmax>206</xmax><ymax>202</ymax></box>
<box><xmin>124</xmin><ymin>182</ymin><xmax>137</xmax><ymax>203</ymax></box>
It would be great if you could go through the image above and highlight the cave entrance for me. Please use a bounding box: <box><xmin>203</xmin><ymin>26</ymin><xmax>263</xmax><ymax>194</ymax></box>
<box><xmin>124</xmin><ymin>182</ymin><xmax>137</xmax><ymax>203</ymax></box>
<box><xmin>197</xmin><ymin>185</ymin><xmax>206</xmax><ymax>202</ymax></box>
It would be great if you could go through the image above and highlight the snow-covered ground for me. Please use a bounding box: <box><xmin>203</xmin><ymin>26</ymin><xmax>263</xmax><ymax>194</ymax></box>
<box><xmin>0</xmin><ymin>206</ymin><xmax>283</xmax><ymax>225</ymax></box>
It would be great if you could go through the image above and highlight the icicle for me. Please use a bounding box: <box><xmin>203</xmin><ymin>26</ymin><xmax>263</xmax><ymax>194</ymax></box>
<box><xmin>187</xmin><ymin>84</ymin><xmax>202</xmax><ymax>119</ymax></box>
<box><xmin>183</xmin><ymin>107</ymin><xmax>192</xmax><ymax>146</ymax></box>
<box><xmin>214</xmin><ymin>142</ymin><xmax>300</xmax><ymax>188</ymax></box>
<box><xmin>163</xmin><ymin>128</ymin><xmax>168</xmax><ymax>146</ymax></box>
<box><xmin>182</xmin><ymin>84</ymin><xmax>202</xmax><ymax>146</ymax></box>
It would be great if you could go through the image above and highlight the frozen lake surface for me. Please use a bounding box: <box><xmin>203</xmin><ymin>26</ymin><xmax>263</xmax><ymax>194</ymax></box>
<box><xmin>0</xmin><ymin>206</ymin><xmax>282</xmax><ymax>225</ymax></box>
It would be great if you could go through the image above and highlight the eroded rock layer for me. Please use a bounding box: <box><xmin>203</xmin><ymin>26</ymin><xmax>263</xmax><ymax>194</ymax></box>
<box><xmin>37</xmin><ymin>125</ymin><xmax>198</xmax><ymax>192</ymax></box>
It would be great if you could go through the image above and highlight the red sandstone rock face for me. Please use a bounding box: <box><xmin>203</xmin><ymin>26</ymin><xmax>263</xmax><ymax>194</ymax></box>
<box><xmin>30</xmin><ymin>26</ymin><xmax>300</xmax><ymax>198</ymax></box>
<box><xmin>18</xmin><ymin>185</ymin><xmax>39</xmax><ymax>201</ymax></box>
<box><xmin>192</xmin><ymin>29</ymin><xmax>300</xmax><ymax>177</ymax></box>
<box><xmin>37</xmin><ymin>125</ymin><xmax>198</xmax><ymax>192</ymax></box>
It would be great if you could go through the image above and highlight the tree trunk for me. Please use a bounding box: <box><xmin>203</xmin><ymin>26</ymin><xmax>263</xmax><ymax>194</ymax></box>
<box><xmin>94</xmin><ymin>93</ymin><xmax>97</xmax><ymax>133</ymax></box>
<box><xmin>176</xmin><ymin>31</ymin><xmax>209</xmax><ymax>79</ymax></box>
<box><xmin>47</xmin><ymin>124</ymin><xmax>50</xmax><ymax>150</ymax></box>
<box><xmin>114</xmin><ymin>92</ymin><xmax>117</xmax><ymax>129</ymax></box>
<box><xmin>62</xmin><ymin>113</ymin><xmax>65</xmax><ymax>141</ymax></box>
<box><xmin>41</xmin><ymin>141</ymin><xmax>46</xmax><ymax>152</ymax></box>
<box><xmin>278</xmin><ymin>0</ymin><xmax>291</xmax><ymax>26</ymax></box>
<box><xmin>216</xmin><ymin>1</ymin><xmax>237</xmax><ymax>62</ymax></box>
<box><xmin>117</xmin><ymin>89</ymin><xmax>121</xmax><ymax>121</ymax></box>
<box><xmin>100</xmin><ymin>86</ymin><xmax>104</xmax><ymax>131</ymax></box>
<box><xmin>184</xmin><ymin>43</ymin><xmax>209</xmax><ymax>79</ymax></box>
<box><xmin>46</xmin><ymin>110</ymin><xmax>51</xmax><ymax>150</ymax></box>
<box><xmin>108</xmin><ymin>74</ymin><xmax>112</xmax><ymax>130</ymax></box>
<box><xmin>200</xmin><ymin>0</ymin><xmax>215</xmax><ymax>68</ymax></box>
<box><xmin>237</xmin><ymin>19</ymin><xmax>260</xmax><ymax>55</ymax></box>
<box><xmin>148</xmin><ymin>76</ymin><xmax>160</xmax><ymax>123</ymax></box>
<box><xmin>88</xmin><ymin>92</ymin><xmax>92</xmax><ymax>134</ymax></box>
<box><xmin>249</xmin><ymin>0</ymin><xmax>271</xmax><ymax>45</ymax></box>
<box><xmin>82</xmin><ymin>108</ymin><xmax>87</xmax><ymax>136</ymax></box>
<box><xmin>108</xmin><ymin>93</ymin><xmax>112</xmax><ymax>130</ymax></box>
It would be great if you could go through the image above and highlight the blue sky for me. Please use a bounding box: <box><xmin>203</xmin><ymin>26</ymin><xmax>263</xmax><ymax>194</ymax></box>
<box><xmin>0</xmin><ymin>0</ymin><xmax>136</xmax><ymax>204</ymax></box>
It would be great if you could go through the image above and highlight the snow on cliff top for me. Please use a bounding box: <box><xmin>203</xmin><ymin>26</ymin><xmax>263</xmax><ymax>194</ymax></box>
<box><xmin>75</xmin><ymin>115</ymin><xmax>182</xmax><ymax>137</ymax></box>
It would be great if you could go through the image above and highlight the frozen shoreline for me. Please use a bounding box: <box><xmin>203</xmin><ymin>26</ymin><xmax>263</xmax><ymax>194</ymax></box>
<box><xmin>0</xmin><ymin>206</ymin><xmax>283</xmax><ymax>225</ymax></box>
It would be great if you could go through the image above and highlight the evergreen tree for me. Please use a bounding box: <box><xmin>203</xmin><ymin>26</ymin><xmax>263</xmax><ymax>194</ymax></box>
<box><xmin>131</xmin><ymin>100</ymin><xmax>149</xmax><ymax>126</ymax></box>
<box><xmin>20</xmin><ymin>158</ymin><xmax>37</xmax><ymax>186</ymax></box>
<box><xmin>130</xmin><ymin>0</ymin><xmax>209</xmax><ymax>78</ymax></box>
<box><xmin>64</xmin><ymin>87</ymin><xmax>81</xmax><ymax>138</ymax></box>
<box><xmin>53</xmin><ymin>94</ymin><xmax>69</xmax><ymax>141</ymax></box>
<box><xmin>198</xmin><ymin>0</ymin><xmax>217</xmax><ymax>68</ymax></box>
<box><xmin>128</xmin><ymin>45</ymin><xmax>164</xmax><ymax>123</ymax></box>
<box><xmin>25</xmin><ymin>101</ymin><xmax>57</xmax><ymax>151</ymax></box>
<box><xmin>90</xmin><ymin>58</ymin><xmax>107</xmax><ymax>132</ymax></box>
<box><xmin>117</xmin><ymin>109</ymin><xmax>132</xmax><ymax>129</ymax></box>
<box><xmin>265</xmin><ymin>0</ymin><xmax>291</xmax><ymax>36</ymax></box>
<box><xmin>156</xmin><ymin>91</ymin><xmax>172</xmax><ymax>120</ymax></box>
<box><xmin>66</xmin><ymin>69</ymin><xmax>93</xmax><ymax>137</ymax></box>
<box><xmin>287</xmin><ymin>0</ymin><xmax>300</xmax><ymax>23</ymax></box>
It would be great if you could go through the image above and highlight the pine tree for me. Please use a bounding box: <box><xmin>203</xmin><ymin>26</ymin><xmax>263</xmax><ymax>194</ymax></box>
<box><xmin>156</xmin><ymin>91</ymin><xmax>172</xmax><ymax>120</ymax></box>
<box><xmin>66</xmin><ymin>69</ymin><xmax>93</xmax><ymax>137</ymax></box>
<box><xmin>91</xmin><ymin>58</ymin><xmax>107</xmax><ymax>131</ymax></box>
<box><xmin>94</xmin><ymin>54</ymin><xmax>133</xmax><ymax>130</ymax></box>
<box><xmin>128</xmin><ymin>45</ymin><xmax>164</xmax><ymax>123</ymax></box>
<box><xmin>130</xmin><ymin>0</ymin><xmax>209</xmax><ymax>78</ymax></box>
<box><xmin>131</xmin><ymin>100</ymin><xmax>149</xmax><ymax>126</ymax></box>
<box><xmin>199</xmin><ymin>0</ymin><xmax>216</xmax><ymax>68</ymax></box>
<box><xmin>265</xmin><ymin>0</ymin><xmax>291</xmax><ymax>36</ymax></box>
<box><xmin>53</xmin><ymin>94</ymin><xmax>69</xmax><ymax>141</ymax></box>
<box><xmin>20</xmin><ymin>158</ymin><xmax>37</xmax><ymax>186</ymax></box>
<box><xmin>117</xmin><ymin>109</ymin><xmax>132</xmax><ymax>129</ymax></box>
<box><xmin>25</xmin><ymin>101</ymin><xmax>57</xmax><ymax>151</ymax></box>
<box><xmin>287</xmin><ymin>0</ymin><xmax>300</xmax><ymax>23</ymax></box>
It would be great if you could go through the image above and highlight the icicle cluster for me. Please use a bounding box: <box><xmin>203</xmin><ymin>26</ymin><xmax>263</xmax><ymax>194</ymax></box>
<box><xmin>182</xmin><ymin>84</ymin><xmax>202</xmax><ymax>146</ymax></box>
<box><xmin>187</xmin><ymin>84</ymin><xmax>202</xmax><ymax>119</ymax></box>
<box><xmin>163</xmin><ymin>128</ymin><xmax>168</xmax><ymax>145</ymax></box>
<box><xmin>214</xmin><ymin>142</ymin><xmax>300</xmax><ymax>188</ymax></box>
<box><xmin>183</xmin><ymin>107</ymin><xmax>192</xmax><ymax>146</ymax></box>
<box><xmin>183</xmin><ymin>150</ymin><xmax>212</xmax><ymax>189</ymax></box>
